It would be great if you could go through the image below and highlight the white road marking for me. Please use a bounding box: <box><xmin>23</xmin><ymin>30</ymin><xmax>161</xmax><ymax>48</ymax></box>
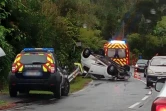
<box><xmin>128</xmin><ymin>102</ymin><xmax>140</xmax><ymax>109</ymax></box>
<box><xmin>142</xmin><ymin>96</ymin><xmax>149</xmax><ymax>101</ymax></box>
<box><xmin>148</xmin><ymin>90</ymin><xmax>152</xmax><ymax>95</ymax></box>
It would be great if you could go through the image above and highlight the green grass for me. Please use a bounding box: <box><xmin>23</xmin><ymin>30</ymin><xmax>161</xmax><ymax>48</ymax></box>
<box><xmin>1</xmin><ymin>76</ymin><xmax>92</xmax><ymax>94</ymax></box>
<box><xmin>70</xmin><ymin>76</ymin><xmax>92</xmax><ymax>93</ymax></box>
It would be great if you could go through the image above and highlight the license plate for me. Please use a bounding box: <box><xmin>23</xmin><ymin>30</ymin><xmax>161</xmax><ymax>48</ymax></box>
<box><xmin>24</xmin><ymin>71</ymin><xmax>41</xmax><ymax>76</ymax></box>
<box><xmin>139</xmin><ymin>67</ymin><xmax>144</xmax><ymax>69</ymax></box>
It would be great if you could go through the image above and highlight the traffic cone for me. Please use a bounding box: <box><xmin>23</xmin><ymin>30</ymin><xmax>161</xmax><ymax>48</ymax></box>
<box><xmin>134</xmin><ymin>71</ymin><xmax>137</xmax><ymax>78</ymax></box>
<box><xmin>134</xmin><ymin>68</ymin><xmax>137</xmax><ymax>78</ymax></box>
<box><xmin>137</xmin><ymin>73</ymin><xmax>141</xmax><ymax>80</ymax></box>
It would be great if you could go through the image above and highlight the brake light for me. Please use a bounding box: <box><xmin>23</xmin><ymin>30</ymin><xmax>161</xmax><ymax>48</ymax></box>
<box><xmin>50</xmin><ymin>64</ymin><xmax>55</xmax><ymax>73</ymax></box>
<box><xmin>12</xmin><ymin>64</ymin><xmax>18</xmax><ymax>73</ymax></box>
<box><xmin>151</xmin><ymin>97</ymin><xmax>166</xmax><ymax>111</ymax></box>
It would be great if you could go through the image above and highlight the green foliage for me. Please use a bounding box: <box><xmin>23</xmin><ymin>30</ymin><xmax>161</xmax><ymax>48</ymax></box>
<box><xmin>0</xmin><ymin>26</ymin><xmax>14</xmax><ymax>81</ymax></box>
<box><xmin>154</xmin><ymin>16</ymin><xmax>166</xmax><ymax>36</ymax></box>
<box><xmin>128</xmin><ymin>33</ymin><xmax>160</xmax><ymax>58</ymax></box>
<box><xmin>79</xmin><ymin>28</ymin><xmax>106</xmax><ymax>50</ymax></box>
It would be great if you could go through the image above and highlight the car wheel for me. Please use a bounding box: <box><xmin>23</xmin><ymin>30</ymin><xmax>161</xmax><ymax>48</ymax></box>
<box><xmin>82</xmin><ymin>48</ymin><xmax>91</xmax><ymax>58</ymax></box>
<box><xmin>144</xmin><ymin>73</ymin><xmax>146</xmax><ymax>78</ymax></box>
<box><xmin>124</xmin><ymin>65</ymin><xmax>130</xmax><ymax>71</ymax></box>
<box><xmin>9</xmin><ymin>86</ymin><xmax>17</xmax><ymax>97</ymax></box>
<box><xmin>54</xmin><ymin>84</ymin><xmax>61</xmax><ymax>99</ymax></box>
<box><xmin>107</xmin><ymin>65</ymin><xmax>117</xmax><ymax>76</ymax></box>
<box><xmin>146</xmin><ymin>81</ymin><xmax>153</xmax><ymax>87</ymax></box>
<box><xmin>61</xmin><ymin>79</ymin><xmax>70</xmax><ymax>96</ymax></box>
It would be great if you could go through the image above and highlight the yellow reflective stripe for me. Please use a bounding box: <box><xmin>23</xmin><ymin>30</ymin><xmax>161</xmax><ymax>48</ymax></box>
<box><xmin>19</xmin><ymin>66</ymin><xmax>23</xmax><ymax>72</ymax></box>
<box><xmin>24</xmin><ymin>53</ymin><xmax>30</xmax><ymax>55</ymax></box>
<box><xmin>17</xmin><ymin>63</ymin><xmax>21</xmax><ymax>66</ymax></box>
<box><xmin>46</xmin><ymin>63</ymin><xmax>49</xmax><ymax>66</ymax></box>
<box><xmin>14</xmin><ymin>59</ymin><xmax>17</xmax><ymax>63</ymax></box>
<box><xmin>120</xmin><ymin>44</ymin><xmax>125</xmax><ymax>49</ymax></box>
<box><xmin>112</xmin><ymin>44</ymin><xmax>116</xmax><ymax>48</ymax></box>
<box><xmin>47</xmin><ymin>57</ymin><xmax>53</xmax><ymax>63</ymax></box>
<box><xmin>43</xmin><ymin>66</ymin><xmax>47</xmax><ymax>72</ymax></box>
<box><xmin>16</xmin><ymin>54</ymin><xmax>21</xmax><ymax>58</ymax></box>
<box><xmin>16</xmin><ymin>57</ymin><xmax>21</xmax><ymax>61</ymax></box>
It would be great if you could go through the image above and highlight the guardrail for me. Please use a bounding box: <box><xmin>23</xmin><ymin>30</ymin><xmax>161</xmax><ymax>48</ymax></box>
<box><xmin>68</xmin><ymin>66</ymin><xmax>81</xmax><ymax>82</ymax></box>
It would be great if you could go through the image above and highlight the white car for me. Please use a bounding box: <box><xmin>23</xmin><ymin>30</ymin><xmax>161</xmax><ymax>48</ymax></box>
<box><xmin>81</xmin><ymin>48</ymin><xmax>131</xmax><ymax>80</ymax></box>
<box><xmin>152</xmin><ymin>78</ymin><xmax>166</xmax><ymax>111</ymax></box>
<box><xmin>146</xmin><ymin>56</ymin><xmax>166</xmax><ymax>87</ymax></box>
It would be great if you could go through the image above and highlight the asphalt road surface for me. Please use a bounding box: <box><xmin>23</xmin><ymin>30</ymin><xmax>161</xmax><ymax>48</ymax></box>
<box><xmin>5</xmin><ymin>69</ymin><xmax>159</xmax><ymax>111</ymax></box>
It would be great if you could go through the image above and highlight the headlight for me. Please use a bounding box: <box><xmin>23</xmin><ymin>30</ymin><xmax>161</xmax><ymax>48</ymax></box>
<box><xmin>147</xmin><ymin>69</ymin><xmax>154</xmax><ymax>74</ymax></box>
<box><xmin>135</xmin><ymin>64</ymin><xmax>138</xmax><ymax>67</ymax></box>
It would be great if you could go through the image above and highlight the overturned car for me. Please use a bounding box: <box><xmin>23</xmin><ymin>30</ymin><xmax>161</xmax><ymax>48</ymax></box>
<box><xmin>81</xmin><ymin>48</ymin><xmax>131</xmax><ymax>81</ymax></box>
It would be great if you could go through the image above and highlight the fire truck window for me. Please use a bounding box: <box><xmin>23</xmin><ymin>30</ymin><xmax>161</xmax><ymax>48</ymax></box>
<box><xmin>118</xmin><ymin>49</ymin><xmax>126</xmax><ymax>58</ymax></box>
<box><xmin>108</xmin><ymin>49</ymin><xmax>115</xmax><ymax>57</ymax></box>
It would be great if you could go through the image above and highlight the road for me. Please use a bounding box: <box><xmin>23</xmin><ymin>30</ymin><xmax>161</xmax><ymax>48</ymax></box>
<box><xmin>4</xmin><ymin>69</ymin><xmax>159</xmax><ymax>111</ymax></box>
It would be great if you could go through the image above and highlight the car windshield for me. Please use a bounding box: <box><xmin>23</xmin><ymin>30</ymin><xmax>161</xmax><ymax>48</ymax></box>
<box><xmin>151</xmin><ymin>58</ymin><xmax>166</xmax><ymax>66</ymax></box>
<box><xmin>20</xmin><ymin>54</ymin><xmax>47</xmax><ymax>64</ymax></box>
<box><xmin>108</xmin><ymin>48</ymin><xmax>126</xmax><ymax>58</ymax></box>
<box><xmin>137</xmin><ymin>59</ymin><xmax>148</xmax><ymax>64</ymax></box>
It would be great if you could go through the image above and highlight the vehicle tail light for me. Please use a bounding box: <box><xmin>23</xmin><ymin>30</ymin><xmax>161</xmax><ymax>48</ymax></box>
<box><xmin>151</xmin><ymin>97</ymin><xmax>166</xmax><ymax>111</ymax></box>
<box><xmin>50</xmin><ymin>64</ymin><xmax>55</xmax><ymax>73</ymax></box>
<box><xmin>12</xmin><ymin>64</ymin><xmax>18</xmax><ymax>73</ymax></box>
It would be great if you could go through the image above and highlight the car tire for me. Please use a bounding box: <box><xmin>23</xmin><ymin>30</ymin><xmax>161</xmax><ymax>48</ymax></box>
<box><xmin>61</xmin><ymin>79</ymin><xmax>70</xmax><ymax>96</ymax></box>
<box><xmin>124</xmin><ymin>65</ymin><xmax>130</xmax><ymax>71</ymax></box>
<box><xmin>9</xmin><ymin>86</ymin><xmax>17</xmax><ymax>97</ymax></box>
<box><xmin>54</xmin><ymin>84</ymin><xmax>61</xmax><ymax>99</ymax></box>
<box><xmin>144</xmin><ymin>73</ymin><xmax>146</xmax><ymax>78</ymax></box>
<box><xmin>107</xmin><ymin>65</ymin><xmax>117</xmax><ymax>76</ymax></box>
<box><xmin>82</xmin><ymin>48</ymin><xmax>91</xmax><ymax>58</ymax></box>
<box><xmin>146</xmin><ymin>81</ymin><xmax>153</xmax><ymax>87</ymax></box>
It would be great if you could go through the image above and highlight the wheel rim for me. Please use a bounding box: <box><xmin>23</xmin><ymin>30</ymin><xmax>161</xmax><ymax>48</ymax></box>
<box><xmin>64</xmin><ymin>81</ymin><xmax>69</xmax><ymax>94</ymax></box>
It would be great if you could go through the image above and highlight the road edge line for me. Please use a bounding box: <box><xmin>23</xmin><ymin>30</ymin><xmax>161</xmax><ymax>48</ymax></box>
<box><xmin>128</xmin><ymin>102</ymin><xmax>140</xmax><ymax>109</ymax></box>
<box><xmin>141</xmin><ymin>96</ymin><xmax>149</xmax><ymax>101</ymax></box>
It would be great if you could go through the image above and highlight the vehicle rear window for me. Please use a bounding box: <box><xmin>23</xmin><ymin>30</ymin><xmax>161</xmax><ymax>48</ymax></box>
<box><xmin>108</xmin><ymin>49</ymin><xmax>126</xmax><ymax>58</ymax></box>
<box><xmin>20</xmin><ymin>54</ymin><xmax>47</xmax><ymax>64</ymax></box>
<box><xmin>137</xmin><ymin>60</ymin><xmax>148</xmax><ymax>64</ymax></box>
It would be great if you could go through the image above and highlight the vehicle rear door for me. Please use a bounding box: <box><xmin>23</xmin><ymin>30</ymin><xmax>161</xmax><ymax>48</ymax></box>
<box><xmin>13</xmin><ymin>53</ymin><xmax>55</xmax><ymax>79</ymax></box>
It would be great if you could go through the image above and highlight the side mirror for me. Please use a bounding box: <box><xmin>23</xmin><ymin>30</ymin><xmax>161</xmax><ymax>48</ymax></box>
<box><xmin>0</xmin><ymin>47</ymin><xmax>6</xmax><ymax>57</ymax></box>
<box><xmin>155</xmin><ymin>78</ymin><xmax>166</xmax><ymax>92</ymax></box>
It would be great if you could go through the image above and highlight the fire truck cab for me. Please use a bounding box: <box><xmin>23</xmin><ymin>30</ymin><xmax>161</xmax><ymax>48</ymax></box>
<box><xmin>104</xmin><ymin>40</ymin><xmax>130</xmax><ymax>66</ymax></box>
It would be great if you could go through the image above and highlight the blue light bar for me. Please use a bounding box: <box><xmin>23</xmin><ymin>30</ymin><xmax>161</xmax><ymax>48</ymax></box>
<box><xmin>110</xmin><ymin>40</ymin><xmax>125</xmax><ymax>44</ymax></box>
<box><xmin>23</xmin><ymin>48</ymin><xmax>54</xmax><ymax>52</ymax></box>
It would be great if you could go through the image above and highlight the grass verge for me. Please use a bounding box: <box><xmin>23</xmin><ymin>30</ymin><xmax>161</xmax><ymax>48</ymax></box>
<box><xmin>1</xmin><ymin>76</ymin><xmax>92</xmax><ymax>94</ymax></box>
<box><xmin>70</xmin><ymin>76</ymin><xmax>92</xmax><ymax>93</ymax></box>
